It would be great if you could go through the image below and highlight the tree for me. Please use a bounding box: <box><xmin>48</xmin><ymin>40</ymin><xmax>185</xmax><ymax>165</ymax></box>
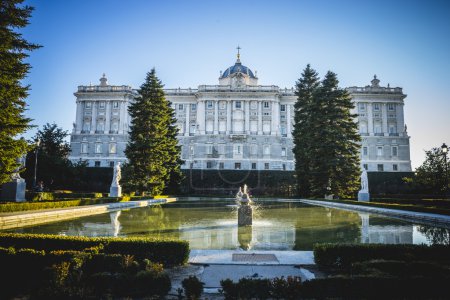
<box><xmin>23</xmin><ymin>123</ymin><xmax>73</xmax><ymax>189</ymax></box>
<box><xmin>409</xmin><ymin>147</ymin><xmax>449</xmax><ymax>195</ymax></box>
<box><xmin>0</xmin><ymin>0</ymin><xmax>40</xmax><ymax>184</ymax></box>
<box><xmin>123</xmin><ymin>69</ymin><xmax>183</xmax><ymax>196</ymax></box>
<box><xmin>293</xmin><ymin>66</ymin><xmax>361</xmax><ymax>198</ymax></box>
<box><xmin>292</xmin><ymin>64</ymin><xmax>320</xmax><ymax>197</ymax></box>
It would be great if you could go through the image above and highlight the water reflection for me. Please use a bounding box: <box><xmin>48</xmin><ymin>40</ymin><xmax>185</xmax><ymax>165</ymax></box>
<box><xmin>3</xmin><ymin>200</ymin><xmax>449</xmax><ymax>250</ymax></box>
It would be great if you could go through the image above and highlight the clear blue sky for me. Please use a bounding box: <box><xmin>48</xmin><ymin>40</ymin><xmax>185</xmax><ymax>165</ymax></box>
<box><xmin>21</xmin><ymin>0</ymin><xmax>450</xmax><ymax>169</ymax></box>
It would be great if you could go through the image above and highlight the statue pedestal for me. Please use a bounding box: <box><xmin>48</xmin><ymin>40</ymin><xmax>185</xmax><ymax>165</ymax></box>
<box><xmin>109</xmin><ymin>186</ymin><xmax>122</xmax><ymax>197</ymax></box>
<box><xmin>238</xmin><ymin>205</ymin><xmax>252</xmax><ymax>226</ymax></box>
<box><xmin>1</xmin><ymin>179</ymin><xmax>26</xmax><ymax>202</ymax></box>
<box><xmin>324</xmin><ymin>194</ymin><xmax>334</xmax><ymax>200</ymax></box>
<box><xmin>358</xmin><ymin>191</ymin><xmax>370</xmax><ymax>202</ymax></box>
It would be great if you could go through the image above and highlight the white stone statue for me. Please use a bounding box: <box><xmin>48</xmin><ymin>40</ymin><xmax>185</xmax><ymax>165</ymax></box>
<box><xmin>11</xmin><ymin>155</ymin><xmax>26</xmax><ymax>180</ymax></box>
<box><xmin>360</xmin><ymin>169</ymin><xmax>369</xmax><ymax>192</ymax></box>
<box><xmin>111</xmin><ymin>162</ymin><xmax>121</xmax><ymax>187</ymax></box>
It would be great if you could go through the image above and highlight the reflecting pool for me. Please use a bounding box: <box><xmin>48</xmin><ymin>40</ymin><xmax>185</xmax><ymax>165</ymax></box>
<box><xmin>5</xmin><ymin>198</ymin><xmax>449</xmax><ymax>250</ymax></box>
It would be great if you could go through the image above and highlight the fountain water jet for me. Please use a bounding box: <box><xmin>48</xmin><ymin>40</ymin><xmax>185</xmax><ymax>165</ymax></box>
<box><xmin>237</xmin><ymin>184</ymin><xmax>252</xmax><ymax>226</ymax></box>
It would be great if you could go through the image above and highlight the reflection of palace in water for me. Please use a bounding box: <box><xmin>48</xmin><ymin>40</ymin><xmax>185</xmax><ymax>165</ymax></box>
<box><xmin>359</xmin><ymin>213</ymin><xmax>413</xmax><ymax>244</ymax></box>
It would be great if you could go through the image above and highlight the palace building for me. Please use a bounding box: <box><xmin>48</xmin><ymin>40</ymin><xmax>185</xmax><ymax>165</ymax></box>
<box><xmin>69</xmin><ymin>52</ymin><xmax>412</xmax><ymax>172</ymax></box>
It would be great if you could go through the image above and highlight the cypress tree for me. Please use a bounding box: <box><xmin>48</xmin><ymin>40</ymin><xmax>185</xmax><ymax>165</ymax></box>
<box><xmin>293</xmin><ymin>66</ymin><xmax>361</xmax><ymax>199</ymax></box>
<box><xmin>292</xmin><ymin>64</ymin><xmax>320</xmax><ymax>197</ymax></box>
<box><xmin>0</xmin><ymin>0</ymin><xmax>40</xmax><ymax>184</ymax></box>
<box><xmin>123</xmin><ymin>69</ymin><xmax>182</xmax><ymax>196</ymax></box>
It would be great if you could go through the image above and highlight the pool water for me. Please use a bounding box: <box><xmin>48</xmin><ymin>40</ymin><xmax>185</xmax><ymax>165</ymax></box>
<box><xmin>6</xmin><ymin>198</ymin><xmax>449</xmax><ymax>250</ymax></box>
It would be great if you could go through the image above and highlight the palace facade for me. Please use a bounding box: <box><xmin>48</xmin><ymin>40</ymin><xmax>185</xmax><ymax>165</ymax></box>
<box><xmin>69</xmin><ymin>54</ymin><xmax>412</xmax><ymax>172</ymax></box>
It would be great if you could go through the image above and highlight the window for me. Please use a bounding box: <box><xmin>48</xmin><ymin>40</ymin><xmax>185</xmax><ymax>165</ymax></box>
<box><xmin>219</xmin><ymin>162</ymin><xmax>224</xmax><ymax>169</ymax></box>
<box><xmin>281</xmin><ymin>147</ymin><xmax>286</xmax><ymax>156</ymax></box>
<box><xmin>250</xmin><ymin>144</ymin><xmax>257</xmax><ymax>155</ymax></box>
<box><xmin>85</xmin><ymin>102</ymin><xmax>91</xmax><ymax>109</ymax></box>
<box><xmin>251</xmin><ymin>163</ymin><xmax>257</xmax><ymax>170</ymax></box>
<box><xmin>96</xmin><ymin>122</ymin><xmax>104</xmax><ymax>132</ymax></box>
<box><xmin>281</xmin><ymin>126</ymin><xmax>286</xmax><ymax>136</ymax></box>
<box><xmin>111</xmin><ymin>121</ymin><xmax>119</xmax><ymax>132</ymax></box>
<box><xmin>392</xmin><ymin>146</ymin><xmax>398</xmax><ymax>156</ymax></box>
<box><xmin>81</xmin><ymin>143</ymin><xmax>88</xmax><ymax>154</ymax></box>
<box><xmin>377</xmin><ymin>164</ymin><xmax>384</xmax><ymax>171</ymax></box>
<box><xmin>363</xmin><ymin>164</ymin><xmax>368</xmax><ymax>170</ymax></box>
<box><xmin>219</xmin><ymin>101</ymin><xmax>226</xmax><ymax>109</ymax></box>
<box><xmin>280</xmin><ymin>105</ymin><xmax>286</xmax><ymax>112</ymax></box>
<box><xmin>191</xmin><ymin>103</ymin><xmax>197</xmax><ymax>111</ymax></box>
<box><xmin>235</xmin><ymin>101</ymin><xmax>242</xmax><ymax>109</ymax></box>
<box><xmin>363</xmin><ymin>147</ymin><xmax>368</xmax><ymax>156</ymax></box>
<box><xmin>264</xmin><ymin>145</ymin><xmax>270</xmax><ymax>155</ymax></box>
<box><xmin>99</xmin><ymin>101</ymin><xmax>105</xmax><ymax>109</ymax></box>
<box><xmin>388</xmin><ymin>103</ymin><xmax>395</xmax><ymax>111</ymax></box>
<box><xmin>263</xmin><ymin>101</ymin><xmax>269</xmax><ymax>109</ymax></box>
<box><xmin>83</xmin><ymin>122</ymin><xmax>91</xmax><ymax>132</ymax></box>
<box><xmin>359</xmin><ymin>103</ymin><xmax>365</xmax><ymax>111</ymax></box>
<box><xmin>109</xmin><ymin>161</ymin><xmax>115</xmax><ymax>168</ymax></box>
<box><xmin>389</xmin><ymin>125</ymin><xmax>396</xmax><ymax>134</ymax></box>
<box><xmin>393</xmin><ymin>164</ymin><xmax>398</xmax><ymax>171</ymax></box>
<box><xmin>234</xmin><ymin>162</ymin><xmax>241</xmax><ymax>170</ymax></box>
<box><xmin>113</xmin><ymin>102</ymin><xmax>119</xmax><ymax>109</ymax></box>
<box><xmin>207</xmin><ymin>101</ymin><xmax>213</xmax><ymax>109</ymax></box>
<box><xmin>94</xmin><ymin>161</ymin><xmax>101</xmax><ymax>167</ymax></box>
<box><xmin>95</xmin><ymin>143</ymin><xmax>102</xmax><ymax>154</ymax></box>
<box><xmin>178</xmin><ymin>104</ymin><xmax>184</xmax><ymax>110</ymax></box>
<box><xmin>109</xmin><ymin>143</ymin><xmax>117</xmax><ymax>154</ymax></box>
<box><xmin>264</xmin><ymin>163</ymin><xmax>270</xmax><ymax>170</ymax></box>
<box><xmin>206</xmin><ymin>144</ymin><xmax>213</xmax><ymax>155</ymax></box>
<box><xmin>206</xmin><ymin>161</ymin><xmax>212</xmax><ymax>169</ymax></box>
<box><xmin>251</xmin><ymin>101</ymin><xmax>257</xmax><ymax>109</ymax></box>
<box><xmin>377</xmin><ymin>146</ymin><xmax>383</xmax><ymax>156</ymax></box>
<box><xmin>374</xmin><ymin>103</ymin><xmax>380</xmax><ymax>111</ymax></box>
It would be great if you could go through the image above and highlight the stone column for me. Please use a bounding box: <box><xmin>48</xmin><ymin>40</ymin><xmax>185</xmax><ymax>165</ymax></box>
<box><xmin>367</xmin><ymin>103</ymin><xmax>373</xmax><ymax>135</ymax></box>
<box><xmin>245</xmin><ymin>101</ymin><xmax>250</xmax><ymax>134</ymax></box>
<box><xmin>271</xmin><ymin>100</ymin><xmax>279</xmax><ymax>135</ymax></box>
<box><xmin>90</xmin><ymin>101</ymin><xmax>97</xmax><ymax>134</ymax></box>
<box><xmin>75</xmin><ymin>101</ymin><xmax>83</xmax><ymax>134</ymax></box>
<box><xmin>258</xmin><ymin>101</ymin><xmax>263</xmax><ymax>135</ymax></box>
<box><xmin>286</xmin><ymin>104</ymin><xmax>292</xmax><ymax>137</ymax></box>
<box><xmin>382</xmin><ymin>103</ymin><xmax>388</xmax><ymax>135</ymax></box>
<box><xmin>397</xmin><ymin>103</ymin><xmax>405</xmax><ymax>136</ymax></box>
<box><xmin>185</xmin><ymin>103</ymin><xmax>190</xmax><ymax>136</ymax></box>
<box><xmin>197</xmin><ymin>100</ymin><xmax>205</xmax><ymax>134</ymax></box>
<box><xmin>119</xmin><ymin>101</ymin><xmax>127</xmax><ymax>134</ymax></box>
<box><xmin>105</xmin><ymin>101</ymin><xmax>111</xmax><ymax>134</ymax></box>
<box><xmin>226</xmin><ymin>100</ymin><xmax>232</xmax><ymax>134</ymax></box>
<box><xmin>214</xmin><ymin>101</ymin><xmax>219</xmax><ymax>134</ymax></box>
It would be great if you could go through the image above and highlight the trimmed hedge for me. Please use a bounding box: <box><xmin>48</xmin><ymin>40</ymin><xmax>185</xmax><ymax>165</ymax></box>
<box><xmin>0</xmin><ymin>233</ymin><xmax>190</xmax><ymax>266</ymax></box>
<box><xmin>313</xmin><ymin>243</ymin><xmax>450</xmax><ymax>268</ymax></box>
<box><xmin>0</xmin><ymin>246</ymin><xmax>171</xmax><ymax>299</ymax></box>
<box><xmin>0</xmin><ymin>197</ymin><xmax>124</xmax><ymax>213</ymax></box>
<box><xmin>25</xmin><ymin>191</ymin><xmax>104</xmax><ymax>201</ymax></box>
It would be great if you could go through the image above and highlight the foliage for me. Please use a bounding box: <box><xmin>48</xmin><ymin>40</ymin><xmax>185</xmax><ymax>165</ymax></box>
<box><xmin>219</xmin><ymin>277</ymin><xmax>300</xmax><ymax>300</ymax></box>
<box><xmin>0</xmin><ymin>245</ymin><xmax>172</xmax><ymax>299</ymax></box>
<box><xmin>313</xmin><ymin>243</ymin><xmax>450</xmax><ymax>269</ymax></box>
<box><xmin>406</xmin><ymin>146</ymin><xmax>450</xmax><ymax>195</ymax></box>
<box><xmin>293</xmin><ymin>65</ymin><xmax>360</xmax><ymax>198</ymax></box>
<box><xmin>0</xmin><ymin>0</ymin><xmax>40</xmax><ymax>185</ymax></box>
<box><xmin>182</xmin><ymin>275</ymin><xmax>205</xmax><ymax>300</ymax></box>
<box><xmin>0</xmin><ymin>196</ymin><xmax>124</xmax><ymax>213</ymax></box>
<box><xmin>0</xmin><ymin>233</ymin><xmax>190</xmax><ymax>265</ymax></box>
<box><xmin>124</xmin><ymin>68</ymin><xmax>183</xmax><ymax>196</ymax></box>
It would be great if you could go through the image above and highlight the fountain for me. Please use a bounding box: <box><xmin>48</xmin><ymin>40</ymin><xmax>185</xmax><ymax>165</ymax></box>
<box><xmin>237</xmin><ymin>184</ymin><xmax>253</xmax><ymax>226</ymax></box>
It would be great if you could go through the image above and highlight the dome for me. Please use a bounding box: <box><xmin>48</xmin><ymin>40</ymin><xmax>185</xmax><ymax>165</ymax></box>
<box><xmin>220</xmin><ymin>61</ymin><xmax>256</xmax><ymax>79</ymax></box>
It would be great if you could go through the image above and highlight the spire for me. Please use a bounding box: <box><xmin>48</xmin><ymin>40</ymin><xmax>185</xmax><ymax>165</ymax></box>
<box><xmin>236</xmin><ymin>45</ymin><xmax>241</xmax><ymax>64</ymax></box>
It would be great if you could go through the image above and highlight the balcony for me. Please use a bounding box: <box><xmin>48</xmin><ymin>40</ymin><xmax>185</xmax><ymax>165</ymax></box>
<box><xmin>374</xmin><ymin>133</ymin><xmax>384</xmax><ymax>136</ymax></box>
<box><xmin>389</xmin><ymin>133</ymin><xmax>399</xmax><ymax>136</ymax></box>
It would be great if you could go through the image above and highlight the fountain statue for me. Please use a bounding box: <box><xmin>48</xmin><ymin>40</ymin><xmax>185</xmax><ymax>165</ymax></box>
<box><xmin>358</xmin><ymin>169</ymin><xmax>370</xmax><ymax>201</ymax></box>
<box><xmin>237</xmin><ymin>184</ymin><xmax>252</xmax><ymax>226</ymax></box>
<box><xmin>109</xmin><ymin>162</ymin><xmax>122</xmax><ymax>197</ymax></box>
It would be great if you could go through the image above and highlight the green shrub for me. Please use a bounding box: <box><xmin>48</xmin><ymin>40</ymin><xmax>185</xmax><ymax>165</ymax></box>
<box><xmin>352</xmin><ymin>259</ymin><xmax>450</xmax><ymax>278</ymax></box>
<box><xmin>0</xmin><ymin>233</ymin><xmax>190</xmax><ymax>266</ymax></box>
<box><xmin>182</xmin><ymin>276</ymin><xmax>204</xmax><ymax>300</ymax></box>
<box><xmin>220</xmin><ymin>277</ymin><xmax>299</xmax><ymax>300</ymax></box>
<box><xmin>134</xmin><ymin>270</ymin><xmax>171</xmax><ymax>297</ymax></box>
<box><xmin>313</xmin><ymin>243</ymin><xmax>450</xmax><ymax>269</ymax></box>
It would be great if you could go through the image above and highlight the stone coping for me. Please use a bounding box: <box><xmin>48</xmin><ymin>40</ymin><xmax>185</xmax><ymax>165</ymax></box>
<box><xmin>0</xmin><ymin>198</ymin><xmax>176</xmax><ymax>230</ymax></box>
<box><xmin>297</xmin><ymin>199</ymin><xmax>450</xmax><ymax>228</ymax></box>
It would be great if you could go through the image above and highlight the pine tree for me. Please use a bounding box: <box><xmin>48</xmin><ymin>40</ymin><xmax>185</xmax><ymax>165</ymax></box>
<box><xmin>0</xmin><ymin>0</ymin><xmax>40</xmax><ymax>184</ymax></box>
<box><xmin>293</xmin><ymin>66</ymin><xmax>361</xmax><ymax>199</ymax></box>
<box><xmin>292</xmin><ymin>64</ymin><xmax>320</xmax><ymax>197</ymax></box>
<box><xmin>123</xmin><ymin>69</ymin><xmax>183</xmax><ymax>196</ymax></box>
